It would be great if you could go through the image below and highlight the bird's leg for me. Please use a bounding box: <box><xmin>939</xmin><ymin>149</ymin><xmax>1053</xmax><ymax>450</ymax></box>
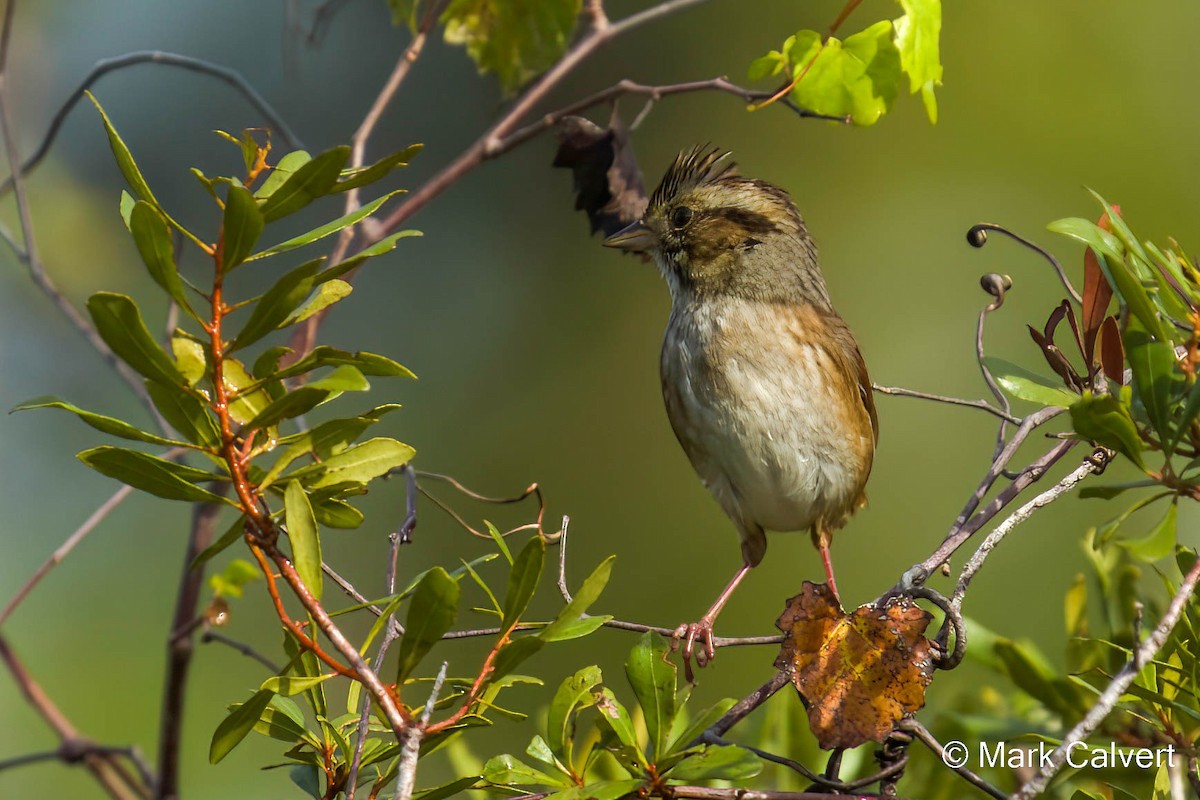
<box><xmin>673</xmin><ymin>563</ymin><xmax>751</xmax><ymax>682</ymax></box>
<box><xmin>815</xmin><ymin>525</ymin><xmax>841</xmax><ymax>604</ymax></box>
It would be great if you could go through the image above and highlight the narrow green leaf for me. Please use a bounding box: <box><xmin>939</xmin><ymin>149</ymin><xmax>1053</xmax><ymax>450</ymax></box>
<box><xmin>503</xmin><ymin>536</ymin><xmax>545</xmax><ymax>627</ymax></box>
<box><xmin>256</xmin><ymin>150</ymin><xmax>311</xmax><ymax>199</ymax></box>
<box><xmin>13</xmin><ymin>396</ymin><xmax>191</xmax><ymax>448</ymax></box>
<box><xmin>1173</xmin><ymin>378</ymin><xmax>1200</xmax><ymax>449</ymax></box>
<box><xmin>667</xmin><ymin>698</ymin><xmax>737</xmax><ymax>755</ymax></box>
<box><xmin>259</xmin><ymin>407</ymin><xmax>399</xmax><ymax>490</ymax></box>
<box><xmin>982</xmin><ymin>356</ymin><xmax>1078</xmax><ymax>407</ymax></box>
<box><xmin>413</xmin><ymin>776</ymin><xmax>481</xmax><ymax>800</ymax></box>
<box><xmin>625</xmin><ymin>632</ymin><xmax>676</xmax><ymax>760</ymax></box>
<box><xmin>540</xmin><ymin>555</ymin><xmax>614</xmax><ymax>642</ymax></box>
<box><xmin>172</xmin><ymin>336</ymin><xmax>208</xmax><ymax>386</ymax></box>
<box><xmin>594</xmin><ymin>688</ymin><xmax>646</xmax><ymax>768</ymax></box>
<box><xmin>1047</xmin><ymin>217</ymin><xmax>1124</xmax><ymax>261</ymax></box>
<box><xmin>86</xmin><ymin>292</ymin><xmax>184</xmax><ymax>387</ymax></box>
<box><xmin>222</xmin><ymin>358</ymin><xmax>272</xmax><ymax>426</ymax></box>
<box><xmin>1122</xmin><ymin>501</ymin><xmax>1178</xmax><ymax>562</ymax></box>
<box><xmin>312</xmin><ymin>498</ymin><xmax>363</xmax><ymax>529</ymax></box>
<box><xmin>231</xmin><ymin>258</ymin><xmax>326</xmax><ymax>351</ymax></box>
<box><xmin>285</xmin><ymin>481</ymin><xmax>323</xmax><ymax>601</ymax></box>
<box><xmin>395</xmin><ymin>567</ymin><xmax>459</xmax><ymax>682</ymax></box>
<box><xmin>261</xmin><ymin>673</ymin><xmax>335</xmax><ymax>696</ymax></box>
<box><xmin>546</xmin><ymin>665</ymin><xmax>602</xmax><ymax>761</ymax></box>
<box><xmin>666</xmin><ymin>744</ymin><xmax>762</xmax><ymax>782</ymax></box>
<box><xmin>290</xmin><ymin>437</ymin><xmax>415</xmax><ymax>489</ymax></box>
<box><xmin>119</xmin><ymin>190</ymin><xmax>135</xmax><ymax>229</ymax></box>
<box><xmin>481</xmin><ymin>754</ymin><xmax>563</xmax><ymax>787</ymax></box>
<box><xmin>191</xmin><ymin>515</ymin><xmax>247</xmax><ymax>569</ymax></box>
<box><xmin>283</xmin><ymin>280</ymin><xmax>352</xmax><ymax>326</ymax></box>
<box><xmin>78</xmin><ymin>446</ymin><xmax>232</xmax><ymax>504</ymax></box>
<box><xmin>210</xmin><ymin>689</ymin><xmax>275</xmax><ymax>763</ymax></box>
<box><xmin>1125</xmin><ymin>324</ymin><xmax>1179</xmax><ymax>448</ymax></box>
<box><xmin>87</xmin><ymin>92</ymin><xmax>157</xmax><ymax>204</ymax></box>
<box><xmin>267</xmin><ymin>346</ymin><xmax>416</xmax><ymax>383</ymax></box>
<box><xmin>333</xmin><ymin>144</ymin><xmax>422</xmax><ymax>192</ymax></box>
<box><xmin>221</xmin><ymin>185</ymin><xmax>265</xmax><ymax>270</ymax></box>
<box><xmin>487</xmin><ymin>521</ymin><xmax>513</xmax><ymax>565</ymax></box>
<box><xmin>146</xmin><ymin>381</ymin><xmax>221</xmax><ymax>448</ymax></box>
<box><xmin>130</xmin><ymin>201</ymin><xmax>193</xmax><ymax>317</ymax></box>
<box><xmin>337</xmin><ymin>229</ymin><xmax>423</xmax><ymax>272</ymax></box>
<box><xmin>253</xmin><ymin>695</ymin><xmax>318</xmax><ymax>744</ymax></box>
<box><xmin>259</xmin><ymin>146</ymin><xmax>350</xmax><ymax>222</ymax></box>
<box><xmin>248</xmin><ymin>190</ymin><xmax>403</xmax><ymax>260</ymax></box>
<box><xmin>243</xmin><ymin>365</ymin><xmax>369</xmax><ymax>431</ymax></box>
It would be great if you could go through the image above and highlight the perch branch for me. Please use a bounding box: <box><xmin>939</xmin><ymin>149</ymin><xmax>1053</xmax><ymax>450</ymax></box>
<box><xmin>872</xmin><ymin>383</ymin><xmax>1020</xmax><ymax>424</ymax></box>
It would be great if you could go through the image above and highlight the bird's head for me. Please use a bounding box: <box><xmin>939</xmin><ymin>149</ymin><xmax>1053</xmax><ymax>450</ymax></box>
<box><xmin>604</xmin><ymin>146</ymin><xmax>827</xmax><ymax>305</ymax></box>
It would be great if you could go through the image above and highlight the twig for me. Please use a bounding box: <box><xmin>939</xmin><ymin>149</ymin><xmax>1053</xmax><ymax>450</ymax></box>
<box><xmin>901</xmin><ymin>718</ymin><xmax>1006</xmax><ymax>800</ymax></box>
<box><xmin>394</xmin><ymin>662</ymin><xmax>448</xmax><ymax>800</ymax></box>
<box><xmin>0</xmin><ymin>485</ymin><xmax>133</xmax><ymax>625</ymax></box>
<box><xmin>156</xmin><ymin>493</ymin><xmax>225</xmax><ymax>800</ymax></box>
<box><xmin>200</xmin><ymin>631</ymin><xmax>281</xmax><ymax>672</ymax></box>
<box><xmin>557</xmin><ymin>515</ymin><xmax>573</xmax><ymax>603</ymax></box>
<box><xmin>1012</xmin><ymin>553</ymin><xmax>1200</xmax><ymax>799</ymax></box>
<box><xmin>0</xmin><ymin>634</ymin><xmax>150</xmax><ymax>800</ymax></box>
<box><xmin>699</xmin><ymin>671</ymin><xmax>791</xmax><ymax>744</ymax></box>
<box><xmin>0</xmin><ymin>50</ymin><xmax>301</xmax><ymax>199</ymax></box>
<box><xmin>872</xmin><ymin>384</ymin><xmax>1020</xmax><ymax>424</ymax></box>
<box><xmin>951</xmin><ymin>452</ymin><xmax>1108</xmax><ymax>611</ymax></box>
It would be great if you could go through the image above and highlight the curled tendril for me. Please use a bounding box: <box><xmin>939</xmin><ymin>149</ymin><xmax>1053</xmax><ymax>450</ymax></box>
<box><xmin>904</xmin><ymin>584</ymin><xmax>966</xmax><ymax>671</ymax></box>
<box><xmin>979</xmin><ymin>272</ymin><xmax>1013</xmax><ymax>308</ymax></box>
<box><xmin>967</xmin><ymin>223</ymin><xmax>1081</xmax><ymax>303</ymax></box>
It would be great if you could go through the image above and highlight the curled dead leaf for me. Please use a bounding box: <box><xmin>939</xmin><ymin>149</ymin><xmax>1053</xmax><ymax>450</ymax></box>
<box><xmin>774</xmin><ymin>582</ymin><xmax>935</xmax><ymax>749</ymax></box>
<box><xmin>553</xmin><ymin>112</ymin><xmax>648</xmax><ymax>238</ymax></box>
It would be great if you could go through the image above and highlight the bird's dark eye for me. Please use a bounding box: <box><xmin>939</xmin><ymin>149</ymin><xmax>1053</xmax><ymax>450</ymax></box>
<box><xmin>670</xmin><ymin>206</ymin><xmax>693</xmax><ymax>229</ymax></box>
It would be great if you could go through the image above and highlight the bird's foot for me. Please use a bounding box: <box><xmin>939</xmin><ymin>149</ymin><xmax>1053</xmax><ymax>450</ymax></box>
<box><xmin>671</xmin><ymin>619</ymin><xmax>717</xmax><ymax>683</ymax></box>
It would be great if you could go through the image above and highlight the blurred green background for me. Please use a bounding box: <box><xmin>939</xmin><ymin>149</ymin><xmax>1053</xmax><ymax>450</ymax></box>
<box><xmin>2</xmin><ymin>1</ymin><xmax>1199</xmax><ymax>797</ymax></box>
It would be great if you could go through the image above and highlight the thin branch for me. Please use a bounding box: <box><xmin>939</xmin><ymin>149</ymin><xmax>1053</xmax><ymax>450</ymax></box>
<box><xmin>968</xmin><ymin>222</ymin><xmax>1081</xmax><ymax>304</ymax></box>
<box><xmin>872</xmin><ymin>383</ymin><xmax>1020</xmax><ymax>424</ymax></box>
<box><xmin>200</xmin><ymin>631</ymin><xmax>281</xmax><ymax>672</ymax></box>
<box><xmin>0</xmin><ymin>50</ymin><xmax>301</xmax><ymax>198</ymax></box>
<box><xmin>951</xmin><ymin>452</ymin><xmax>1108</xmax><ymax>611</ymax></box>
<box><xmin>394</xmin><ymin>661</ymin><xmax>448</xmax><ymax>800</ymax></box>
<box><xmin>699</xmin><ymin>671</ymin><xmax>791</xmax><ymax>744</ymax></box>
<box><xmin>155</xmin><ymin>492</ymin><xmax>227</xmax><ymax>800</ymax></box>
<box><xmin>0</xmin><ymin>485</ymin><xmax>133</xmax><ymax>625</ymax></box>
<box><xmin>1012</xmin><ymin>553</ymin><xmax>1200</xmax><ymax>799</ymax></box>
<box><xmin>901</xmin><ymin>719</ymin><xmax>1007</xmax><ymax>800</ymax></box>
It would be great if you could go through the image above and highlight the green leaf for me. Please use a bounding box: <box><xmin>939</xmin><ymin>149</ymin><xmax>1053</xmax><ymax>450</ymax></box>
<box><xmin>548</xmin><ymin>782</ymin><xmax>645</xmax><ymax>800</ymax></box>
<box><xmin>259</xmin><ymin>406</ymin><xmax>399</xmax><ymax>489</ymax></box>
<box><xmin>894</xmin><ymin>0</ymin><xmax>942</xmax><ymax>123</ymax></box>
<box><xmin>192</xmin><ymin>515</ymin><xmax>247</xmax><ymax>569</ymax></box>
<box><xmin>1070</xmin><ymin>390</ymin><xmax>1145</xmax><ymax>470</ymax></box>
<box><xmin>290</xmin><ymin>437</ymin><xmax>415</xmax><ymax>489</ymax></box>
<box><xmin>208</xmin><ymin>558</ymin><xmax>259</xmax><ymax>599</ymax></box>
<box><xmin>1121</xmin><ymin>500</ymin><xmax>1178</xmax><ymax>562</ymax></box>
<box><xmin>260</xmin><ymin>673</ymin><xmax>335</xmax><ymax>696</ymax></box>
<box><xmin>594</xmin><ymin>688</ymin><xmax>646</xmax><ymax>769</ymax></box>
<box><xmin>86</xmin><ymin>292</ymin><xmax>184</xmax><ymax>388</ymax></box>
<box><xmin>540</xmin><ymin>555</ymin><xmax>614</xmax><ymax>642</ymax></box>
<box><xmin>254</xmin><ymin>695</ymin><xmax>317</xmax><ymax>744</ymax></box>
<box><xmin>78</xmin><ymin>446</ymin><xmax>232</xmax><ymax>504</ymax></box>
<box><xmin>1126</xmin><ymin>324</ymin><xmax>1179</xmax><ymax>448</ymax></box>
<box><xmin>256</xmin><ymin>150</ymin><xmax>311</xmax><ymax>199</ymax></box>
<box><xmin>210</xmin><ymin>689</ymin><xmax>275</xmax><ymax>763</ymax></box>
<box><xmin>12</xmin><ymin>396</ymin><xmax>191</xmax><ymax>448</ymax></box>
<box><xmin>1046</xmin><ymin>217</ymin><xmax>1124</xmax><ymax>262</ymax></box>
<box><xmin>982</xmin><ymin>356</ymin><xmax>1078</xmax><ymax>407</ymax></box>
<box><xmin>267</xmin><ymin>346</ymin><xmax>416</xmax><ymax>383</ymax></box>
<box><xmin>231</xmin><ymin>258</ymin><xmax>326</xmax><ymax>351</ymax></box>
<box><xmin>787</xmin><ymin>21</ymin><xmax>901</xmax><ymax>126</ymax></box>
<box><xmin>248</xmin><ymin>190</ymin><xmax>403</xmax><ymax>260</ymax></box>
<box><xmin>259</xmin><ymin>146</ymin><xmax>350</xmax><ymax>222</ymax></box>
<box><xmin>313</xmin><ymin>498</ymin><xmax>363</xmax><ymax>529</ymax></box>
<box><xmin>481</xmin><ymin>754</ymin><xmax>563</xmax><ymax>787</ymax></box>
<box><xmin>87</xmin><ymin>92</ymin><xmax>158</xmax><ymax>205</ymax></box>
<box><xmin>1174</xmin><ymin>377</ymin><xmax>1200</xmax><ymax>449</ymax></box>
<box><xmin>172</xmin><ymin>336</ymin><xmax>208</xmax><ymax>386</ymax></box>
<box><xmin>284</xmin><ymin>481</ymin><xmax>323</xmax><ymax>601</ymax></box>
<box><xmin>624</xmin><ymin>632</ymin><xmax>676</xmax><ymax>760</ymax></box>
<box><xmin>130</xmin><ymin>201</ymin><xmax>193</xmax><ymax>317</ymax></box>
<box><xmin>395</xmin><ymin>567</ymin><xmax>460</xmax><ymax>682</ymax></box>
<box><xmin>414</xmin><ymin>777</ymin><xmax>481</xmax><ymax>800</ymax></box>
<box><xmin>441</xmin><ymin>0</ymin><xmax>582</xmax><ymax>93</ymax></box>
<box><xmin>503</xmin><ymin>536</ymin><xmax>545</xmax><ymax>628</ymax></box>
<box><xmin>119</xmin><ymin>190</ymin><xmax>135</xmax><ymax>229</ymax></box>
<box><xmin>487</xmin><ymin>521</ymin><xmax>513</xmax><ymax>565</ymax></box>
<box><xmin>666</xmin><ymin>698</ymin><xmax>737</xmax><ymax>755</ymax></box>
<box><xmin>146</xmin><ymin>381</ymin><xmax>221</xmax><ymax>448</ymax></box>
<box><xmin>332</xmin><ymin>144</ymin><xmax>422</xmax><ymax>191</ymax></box>
<box><xmin>243</xmin><ymin>365</ymin><xmax>370</xmax><ymax>431</ymax></box>
<box><xmin>221</xmin><ymin>185</ymin><xmax>265</xmax><ymax>271</ymax></box>
<box><xmin>748</xmin><ymin>51</ymin><xmax>786</xmax><ymax>81</ymax></box>
<box><xmin>283</xmin><ymin>280</ymin><xmax>352</xmax><ymax>326</ymax></box>
<box><xmin>222</xmin><ymin>358</ymin><xmax>272</xmax><ymax>427</ymax></box>
<box><xmin>546</xmin><ymin>666</ymin><xmax>603</xmax><ymax>761</ymax></box>
<box><xmin>492</xmin><ymin>636</ymin><xmax>544</xmax><ymax>681</ymax></box>
<box><xmin>337</xmin><ymin>229</ymin><xmax>423</xmax><ymax>271</ymax></box>
<box><xmin>666</xmin><ymin>744</ymin><xmax>762</xmax><ymax>782</ymax></box>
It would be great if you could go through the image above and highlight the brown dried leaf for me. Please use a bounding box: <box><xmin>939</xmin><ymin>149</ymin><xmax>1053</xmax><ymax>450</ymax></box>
<box><xmin>1082</xmin><ymin>211</ymin><xmax>1115</xmax><ymax>367</ymax></box>
<box><xmin>774</xmin><ymin>582</ymin><xmax>935</xmax><ymax>749</ymax></box>
<box><xmin>553</xmin><ymin>112</ymin><xmax>648</xmax><ymax>238</ymax></box>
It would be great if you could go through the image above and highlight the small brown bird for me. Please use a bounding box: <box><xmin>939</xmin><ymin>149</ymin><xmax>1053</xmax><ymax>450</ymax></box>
<box><xmin>605</xmin><ymin>146</ymin><xmax>878</xmax><ymax>673</ymax></box>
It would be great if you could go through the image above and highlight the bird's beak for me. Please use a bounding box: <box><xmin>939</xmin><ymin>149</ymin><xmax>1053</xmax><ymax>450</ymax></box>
<box><xmin>603</xmin><ymin>221</ymin><xmax>658</xmax><ymax>253</ymax></box>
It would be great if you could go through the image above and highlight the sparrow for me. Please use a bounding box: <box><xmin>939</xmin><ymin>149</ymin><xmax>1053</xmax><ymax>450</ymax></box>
<box><xmin>604</xmin><ymin>146</ymin><xmax>878</xmax><ymax>675</ymax></box>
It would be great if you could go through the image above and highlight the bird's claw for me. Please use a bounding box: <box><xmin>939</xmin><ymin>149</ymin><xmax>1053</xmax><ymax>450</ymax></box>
<box><xmin>671</xmin><ymin>619</ymin><xmax>717</xmax><ymax>683</ymax></box>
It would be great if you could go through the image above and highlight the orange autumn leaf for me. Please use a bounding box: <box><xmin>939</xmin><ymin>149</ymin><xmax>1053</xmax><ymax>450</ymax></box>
<box><xmin>774</xmin><ymin>582</ymin><xmax>936</xmax><ymax>749</ymax></box>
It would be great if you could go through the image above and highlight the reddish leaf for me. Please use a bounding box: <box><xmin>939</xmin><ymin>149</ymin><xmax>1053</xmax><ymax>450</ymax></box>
<box><xmin>1099</xmin><ymin>315</ymin><xmax>1126</xmax><ymax>384</ymax></box>
<box><xmin>1028</xmin><ymin>301</ymin><xmax>1085</xmax><ymax>391</ymax></box>
<box><xmin>1081</xmin><ymin>211</ymin><xmax>1115</xmax><ymax>367</ymax></box>
<box><xmin>774</xmin><ymin>583</ymin><xmax>935</xmax><ymax>750</ymax></box>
